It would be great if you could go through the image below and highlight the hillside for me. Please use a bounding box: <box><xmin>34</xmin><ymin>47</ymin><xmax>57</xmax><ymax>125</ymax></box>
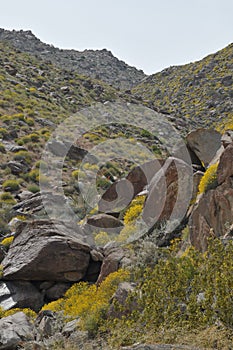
<box><xmin>0</xmin><ymin>28</ymin><xmax>146</xmax><ymax>90</ymax></box>
<box><xmin>0</xmin><ymin>31</ymin><xmax>233</xmax><ymax>350</ymax></box>
<box><xmin>132</xmin><ymin>43</ymin><xmax>233</xmax><ymax>132</ymax></box>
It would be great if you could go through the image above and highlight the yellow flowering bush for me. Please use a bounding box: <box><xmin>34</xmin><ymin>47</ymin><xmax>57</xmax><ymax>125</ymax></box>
<box><xmin>1</xmin><ymin>235</ymin><xmax>14</xmax><ymax>248</ymax></box>
<box><xmin>117</xmin><ymin>224</ymin><xmax>136</xmax><ymax>243</ymax></box>
<box><xmin>124</xmin><ymin>195</ymin><xmax>145</xmax><ymax>225</ymax></box>
<box><xmin>42</xmin><ymin>269</ymin><xmax>130</xmax><ymax>334</ymax></box>
<box><xmin>0</xmin><ymin>307</ymin><xmax>37</xmax><ymax>319</ymax></box>
<box><xmin>198</xmin><ymin>163</ymin><xmax>218</xmax><ymax>194</ymax></box>
<box><xmin>94</xmin><ymin>231</ymin><xmax>111</xmax><ymax>246</ymax></box>
<box><xmin>104</xmin><ymin>238</ymin><xmax>233</xmax><ymax>347</ymax></box>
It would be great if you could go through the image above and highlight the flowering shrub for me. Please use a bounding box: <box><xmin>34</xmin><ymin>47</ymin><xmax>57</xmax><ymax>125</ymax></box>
<box><xmin>123</xmin><ymin>195</ymin><xmax>145</xmax><ymax>225</ymax></box>
<box><xmin>1</xmin><ymin>235</ymin><xmax>14</xmax><ymax>248</ymax></box>
<box><xmin>198</xmin><ymin>163</ymin><xmax>218</xmax><ymax>194</ymax></box>
<box><xmin>94</xmin><ymin>231</ymin><xmax>111</xmax><ymax>246</ymax></box>
<box><xmin>103</xmin><ymin>238</ymin><xmax>233</xmax><ymax>348</ymax></box>
<box><xmin>0</xmin><ymin>307</ymin><xmax>36</xmax><ymax>319</ymax></box>
<box><xmin>42</xmin><ymin>269</ymin><xmax>130</xmax><ymax>335</ymax></box>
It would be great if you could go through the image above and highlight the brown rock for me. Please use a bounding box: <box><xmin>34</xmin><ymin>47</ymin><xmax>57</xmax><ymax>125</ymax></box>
<box><xmin>186</xmin><ymin>128</ymin><xmax>221</xmax><ymax>168</ymax></box>
<box><xmin>221</xmin><ymin>130</ymin><xmax>233</xmax><ymax>148</ymax></box>
<box><xmin>189</xmin><ymin>182</ymin><xmax>233</xmax><ymax>251</ymax></box>
<box><xmin>217</xmin><ymin>143</ymin><xmax>233</xmax><ymax>185</ymax></box>
<box><xmin>86</xmin><ymin>213</ymin><xmax>124</xmax><ymax>230</ymax></box>
<box><xmin>97</xmin><ymin>243</ymin><xmax>125</xmax><ymax>284</ymax></box>
<box><xmin>2</xmin><ymin>220</ymin><xmax>91</xmax><ymax>282</ymax></box>
<box><xmin>44</xmin><ymin>282</ymin><xmax>71</xmax><ymax>301</ymax></box>
<box><xmin>143</xmin><ymin>158</ymin><xmax>193</xmax><ymax>237</ymax></box>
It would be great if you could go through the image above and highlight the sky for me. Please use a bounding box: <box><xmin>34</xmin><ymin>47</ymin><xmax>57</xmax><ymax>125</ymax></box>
<box><xmin>0</xmin><ymin>0</ymin><xmax>233</xmax><ymax>75</ymax></box>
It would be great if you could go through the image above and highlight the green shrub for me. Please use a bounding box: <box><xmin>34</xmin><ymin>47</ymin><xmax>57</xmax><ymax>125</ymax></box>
<box><xmin>198</xmin><ymin>163</ymin><xmax>218</xmax><ymax>194</ymax></box>
<box><xmin>0</xmin><ymin>192</ymin><xmax>16</xmax><ymax>204</ymax></box>
<box><xmin>27</xmin><ymin>184</ymin><xmax>40</xmax><ymax>193</ymax></box>
<box><xmin>94</xmin><ymin>231</ymin><xmax>111</xmax><ymax>246</ymax></box>
<box><xmin>104</xmin><ymin>238</ymin><xmax>233</xmax><ymax>347</ymax></box>
<box><xmin>35</xmin><ymin>160</ymin><xmax>47</xmax><ymax>169</ymax></box>
<box><xmin>13</xmin><ymin>151</ymin><xmax>32</xmax><ymax>164</ymax></box>
<box><xmin>25</xmin><ymin>117</ymin><xmax>35</xmax><ymax>126</ymax></box>
<box><xmin>28</xmin><ymin>168</ymin><xmax>39</xmax><ymax>182</ymax></box>
<box><xmin>0</xmin><ymin>143</ymin><xmax>5</xmax><ymax>153</ymax></box>
<box><xmin>0</xmin><ymin>192</ymin><xmax>14</xmax><ymax>201</ymax></box>
<box><xmin>2</xmin><ymin>180</ymin><xmax>20</xmax><ymax>192</ymax></box>
<box><xmin>0</xmin><ymin>127</ymin><xmax>8</xmax><ymax>138</ymax></box>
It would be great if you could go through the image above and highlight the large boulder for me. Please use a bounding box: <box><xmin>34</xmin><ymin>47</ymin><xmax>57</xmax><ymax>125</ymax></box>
<box><xmin>189</xmin><ymin>143</ymin><xmax>233</xmax><ymax>251</ymax></box>
<box><xmin>186</xmin><ymin>128</ymin><xmax>221</xmax><ymax>168</ymax></box>
<box><xmin>41</xmin><ymin>282</ymin><xmax>71</xmax><ymax>301</ymax></box>
<box><xmin>217</xmin><ymin>143</ymin><xmax>233</xmax><ymax>185</ymax></box>
<box><xmin>0</xmin><ymin>312</ymin><xmax>34</xmax><ymax>349</ymax></box>
<box><xmin>85</xmin><ymin>213</ymin><xmax>124</xmax><ymax>233</ymax></box>
<box><xmin>2</xmin><ymin>219</ymin><xmax>91</xmax><ymax>282</ymax></box>
<box><xmin>142</xmin><ymin>157</ymin><xmax>192</xmax><ymax>239</ymax></box>
<box><xmin>0</xmin><ymin>281</ymin><xmax>43</xmax><ymax>311</ymax></box>
<box><xmin>189</xmin><ymin>182</ymin><xmax>233</xmax><ymax>251</ymax></box>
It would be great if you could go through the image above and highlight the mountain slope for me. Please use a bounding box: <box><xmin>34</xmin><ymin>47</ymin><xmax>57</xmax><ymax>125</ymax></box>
<box><xmin>0</xmin><ymin>28</ymin><xmax>146</xmax><ymax>90</ymax></box>
<box><xmin>132</xmin><ymin>43</ymin><xmax>233</xmax><ymax>132</ymax></box>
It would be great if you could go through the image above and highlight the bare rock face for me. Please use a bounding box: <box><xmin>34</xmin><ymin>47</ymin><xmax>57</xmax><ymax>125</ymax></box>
<box><xmin>0</xmin><ymin>312</ymin><xmax>34</xmax><ymax>349</ymax></box>
<box><xmin>221</xmin><ymin>129</ymin><xmax>233</xmax><ymax>148</ymax></box>
<box><xmin>96</xmin><ymin>242</ymin><xmax>126</xmax><ymax>284</ymax></box>
<box><xmin>2</xmin><ymin>219</ymin><xmax>91</xmax><ymax>282</ymax></box>
<box><xmin>190</xmin><ymin>183</ymin><xmax>233</xmax><ymax>251</ymax></box>
<box><xmin>189</xmin><ymin>143</ymin><xmax>233</xmax><ymax>251</ymax></box>
<box><xmin>142</xmin><ymin>157</ymin><xmax>192</xmax><ymax>232</ymax></box>
<box><xmin>186</xmin><ymin>128</ymin><xmax>221</xmax><ymax>168</ymax></box>
<box><xmin>217</xmin><ymin>143</ymin><xmax>233</xmax><ymax>185</ymax></box>
<box><xmin>0</xmin><ymin>281</ymin><xmax>43</xmax><ymax>311</ymax></box>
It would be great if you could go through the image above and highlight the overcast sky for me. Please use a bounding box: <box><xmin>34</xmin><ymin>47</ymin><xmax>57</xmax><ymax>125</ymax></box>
<box><xmin>1</xmin><ymin>0</ymin><xmax>233</xmax><ymax>74</ymax></box>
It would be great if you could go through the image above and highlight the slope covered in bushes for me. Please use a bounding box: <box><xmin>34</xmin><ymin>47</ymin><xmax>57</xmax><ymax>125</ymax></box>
<box><xmin>132</xmin><ymin>43</ymin><xmax>233</xmax><ymax>132</ymax></box>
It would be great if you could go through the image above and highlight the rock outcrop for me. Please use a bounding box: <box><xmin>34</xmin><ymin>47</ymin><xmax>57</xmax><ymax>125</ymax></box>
<box><xmin>0</xmin><ymin>312</ymin><xmax>34</xmax><ymax>349</ymax></box>
<box><xmin>0</xmin><ymin>281</ymin><xmax>43</xmax><ymax>311</ymax></box>
<box><xmin>0</xmin><ymin>28</ymin><xmax>146</xmax><ymax>90</ymax></box>
<box><xmin>186</xmin><ymin>128</ymin><xmax>221</xmax><ymax>168</ymax></box>
<box><xmin>143</xmin><ymin>158</ymin><xmax>192</xmax><ymax>234</ymax></box>
<box><xmin>189</xmin><ymin>142</ymin><xmax>233</xmax><ymax>250</ymax></box>
<box><xmin>2</xmin><ymin>219</ymin><xmax>91</xmax><ymax>282</ymax></box>
<box><xmin>97</xmin><ymin>242</ymin><xmax>127</xmax><ymax>284</ymax></box>
<box><xmin>83</xmin><ymin>214</ymin><xmax>124</xmax><ymax>236</ymax></box>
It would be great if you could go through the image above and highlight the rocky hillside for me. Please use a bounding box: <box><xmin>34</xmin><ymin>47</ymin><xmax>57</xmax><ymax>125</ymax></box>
<box><xmin>132</xmin><ymin>43</ymin><xmax>233</xmax><ymax>132</ymax></box>
<box><xmin>0</xmin><ymin>28</ymin><xmax>146</xmax><ymax>90</ymax></box>
<box><xmin>0</xmin><ymin>30</ymin><xmax>233</xmax><ymax>350</ymax></box>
